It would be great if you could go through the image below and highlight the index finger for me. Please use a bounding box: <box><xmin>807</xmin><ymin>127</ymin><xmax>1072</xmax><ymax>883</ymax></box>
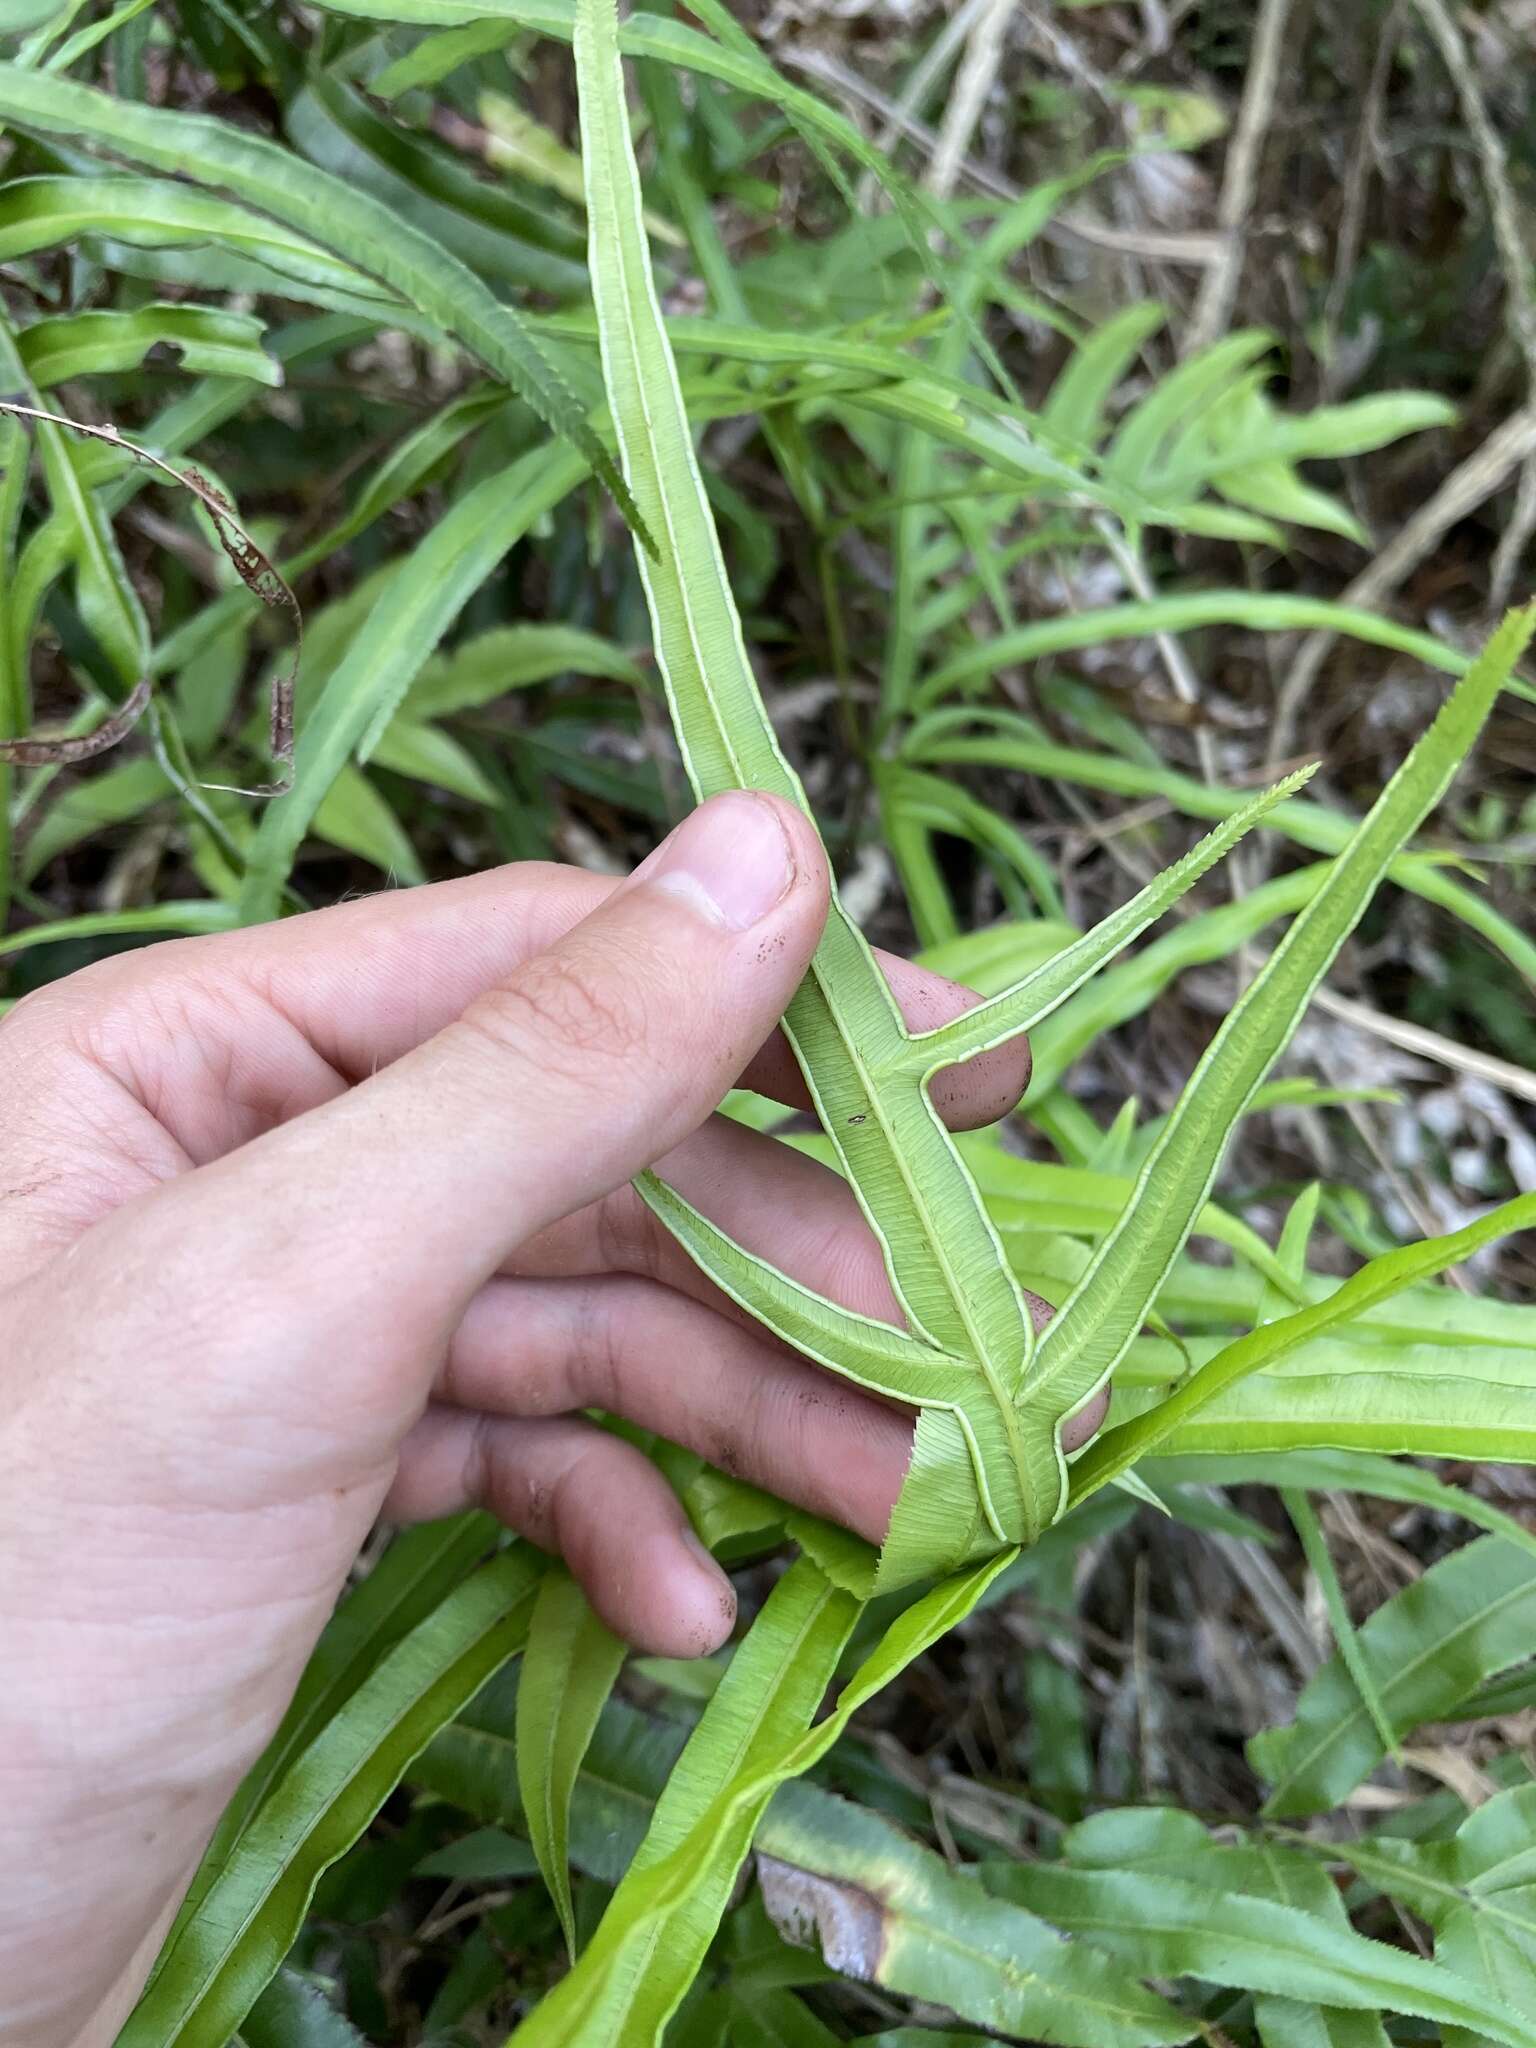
<box><xmin>52</xmin><ymin>856</ymin><xmax>1031</xmax><ymax>1150</ymax></box>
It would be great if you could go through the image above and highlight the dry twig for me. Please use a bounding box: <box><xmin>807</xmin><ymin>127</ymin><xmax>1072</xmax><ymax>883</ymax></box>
<box><xmin>855</xmin><ymin>0</ymin><xmax>993</xmax><ymax>209</ymax></box>
<box><xmin>0</xmin><ymin>399</ymin><xmax>299</xmax><ymax>791</ymax></box>
<box><xmin>1183</xmin><ymin>0</ymin><xmax>1295</xmax><ymax>357</ymax></box>
<box><xmin>1321</xmin><ymin>3</ymin><xmax>1404</xmax><ymax>396</ymax></box>
<box><xmin>1267</xmin><ymin>404</ymin><xmax>1536</xmax><ymax>770</ymax></box>
<box><xmin>782</xmin><ymin>46</ymin><xmax>1223</xmax><ymax>265</ymax></box>
<box><xmin>1412</xmin><ymin>0</ymin><xmax>1536</xmax><ymax>610</ymax></box>
<box><xmin>927</xmin><ymin>0</ymin><xmax>1011</xmax><ymax>204</ymax></box>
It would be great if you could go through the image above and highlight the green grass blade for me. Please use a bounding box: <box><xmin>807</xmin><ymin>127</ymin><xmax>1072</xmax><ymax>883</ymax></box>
<box><xmin>308</xmin><ymin>1</ymin><xmax>988</xmax><ymax>344</ymax></box>
<box><xmin>659</xmin><ymin>0</ymin><xmax>854</xmax><ymax>210</ymax></box>
<box><xmin>906</xmin><ymin>711</ymin><xmax>1536</xmax><ymax>991</ymax></box>
<box><xmin>294</xmin><ymin>388</ymin><xmax>514</xmax><ymax>584</ymax></box>
<box><xmin>0</xmin><ymin>902</ymin><xmax>237</xmax><ymax>959</ymax></box>
<box><xmin>238</xmin><ymin>443</ymin><xmax>587</xmax><ymax>923</ymax></box>
<box><xmin>120</xmin><ymin>1549</ymin><xmax>542</xmax><ymax>2048</ymax></box>
<box><xmin>880</xmin><ymin>774</ymin><xmax>965</xmax><ymax>948</ymax></box>
<box><xmin>151</xmin><ymin>386</ymin><xmax>514</xmax><ymax>681</ymax></box>
<box><xmin>373</xmin><ymin>19</ymin><xmax>521</xmax><ymax>93</ymax></box>
<box><xmin>163</xmin><ymin>1514</ymin><xmax>497</xmax><ymax>1956</ymax></box>
<box><xmin>1175</xmin><ymin>388</ymin><xmax>1459</xmax><ymax>504</ymax></box>
<box><xmin>1147</xmin><ymin>1449</ymin><xmax>1536</xmax><ymax>1567</ymax></box>
<box><xmin>415</xmin><ymin>1684</ymin><xmax>679</xmax><ymax>1887</ymax></box>
<box><xmin>424</xmin><ymin>1682</ymin><xmax>1178</xmax><ymax>2043</ymax></box>
<box><xmin>405</xmin><ymin>621</ymin><xmax>642</xmax><ymax>718</ymax></box>
<box><xmin>1070</xmin><ymin>1192</ymin><xmax>1536</xmax><ymax>1500</ymax></box>
<box><xmin>288</xmin><ymin>73</ymin><xmax>587</xmax><ymax>297</ymax></box>
<box><xmin>1025</xmin><ymin>864</ymin><xmax>1332</xmax><ymax>1098</ymax></box>
<box><xmin>0</xmin><ymin>64</ymin><xmax>637</xmax><ymax>531</ymax></box>
<box><xmin>1106</xmin><ymin>329</ymin><xmax>1276</xmax><ymax>486</ymax></box>
<box><xmin>1027</xmin><ymin>608</ymin><xmax>1536</xmax><ymax>1501</ymax></box>
<box><xmin>533</xmin><ymin>307</ymin><xmax>1089</xmax><ymax>431</ymax></box>
<box><xmin>1283</xmin><ymin>1488</ymin><xmax>1402</xmax><ymax>1764</ymax></box>
<box><xmin>369</xmin><ymin>718</ymin><xmax>499</xmax><ymax>805</ymax></box>
<box><xmin>963</xmin><ymin>1140</ymin><xmax>1304</xmax><ymax>1300</ymax></box>
<box><xmin>8</xmin><ymin>323</ymin><xmax>373</xmax><ymax>764</ymax></box>
<box><xmin>916</xmin><ymin>592</ymin><xmax>1472</xmax><ymax>707</ymax></box>
<box><xmin>517</xmin><ymin>1566</ymin><xmax>627</xmax><ymax>1958</ymax></box>
<box><xmin>40</xmin><ymin>0</ymin><xmax>156</xmax><ymax>70</ymax></box>
<box><xmin>878</xmin><ymin>764</ymin><xmax>1065</xmax><ymax>926</ymax></box>
<box><xmin>1042</xmin><ymin>300</ymin><xmax>1167</xmax><ymax>449</ymax></box>
<box><xmin>29</xmin><ymin>398</ymin><xmax>149</xmax><ymax>692</ymax></box>
<box><xmin>511</xmin><ymin>1556</ymin><xmax>861</xmax><ymax>2045</ymax></box>
<box><xmin>515</xmin><ymin>1554</ymin><xmax>1010</xmax><ymax>2046</ymax></box>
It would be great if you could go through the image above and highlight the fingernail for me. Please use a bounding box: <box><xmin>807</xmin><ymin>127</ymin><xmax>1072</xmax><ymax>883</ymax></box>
<box><xmin>630</xmin><ymin>792</ymin><xmax>796</xmax><ymax>931</ymax></box>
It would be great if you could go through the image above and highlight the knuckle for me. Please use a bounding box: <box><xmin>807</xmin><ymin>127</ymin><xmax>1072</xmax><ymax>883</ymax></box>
<box><xmin>595</xmin><ymin>1187</ymin><xmax>666</xmax><ymax>1284</ymax></box>
<box><xmin>438</xmin><ymin>1324</ymin><xmax>474</xmax><ymax>1413</ymax></box>
<box><xmin>459</xmin><ymin>1410</ymin><xmax>495</xmax><ymax>1510</ymax></box>
<box><xmin>704</xmin><ymin>1414</ymin><xmax>746</xmax><ymax>1479</ymax></box>
<box><xmin>551</xmin><ymin>1441</ymin><xmax>612</xmax><ymax>1554</ymax></box>
<box><xmin>14</xmin><ymin>950</ymin><xmax>220</xmax><ymax>1088</ymax></box>
<box><xmin>570</xmin><ymin>1277</ymin><xmax>626</xmax><ymax>1412</ymax></box>
<box><xmin>0</xmin><ymin>958</ymin><xmax>127</xmax><ymax>1062</ymax></box>
<box><xmin>461</xmin><ymin>950</ymin><xmax>649</xmax><ymax>1077</ymax></box>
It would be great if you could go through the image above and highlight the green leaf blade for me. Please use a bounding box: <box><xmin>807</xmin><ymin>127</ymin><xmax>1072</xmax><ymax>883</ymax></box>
<box><xmin>1028</xmin><ymin>606</ymin><xmax>1536</xmax><ymax>1505</ymax></box>
<box><xmin>517</xmin><ymin>1566</ymin><xmax>627</xmax><ymax>1957</ymax></box>
<box><xmin>121</xmin><ymin>1549</ymin><xmax>542</xmax><ymax>2048</ymax></box>
<box><xmin>0</xmin><ymin>64</ymin><xmax>637</xmax><ymax>531</ymax></box>
<box><xmin>1252</xmin><ymin>1535</ymin><xmax>1536</xmax><ymax>1818</ymax></box>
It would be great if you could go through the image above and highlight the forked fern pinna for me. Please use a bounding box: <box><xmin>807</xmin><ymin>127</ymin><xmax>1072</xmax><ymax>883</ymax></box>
<box><xmin>580</xmin><ymin>0</ymin><xmax>1304</xmax><ymax>1589</ymax></box>
<box><xmin>465</xmin><ymin>7</ymin><xmax>1536</xmax><ymax>2040</ymax></box>
<box><xmin>572</xmin><ymin>0</ymin><xmax>1531</xmax><ymax>1592</ymax></box>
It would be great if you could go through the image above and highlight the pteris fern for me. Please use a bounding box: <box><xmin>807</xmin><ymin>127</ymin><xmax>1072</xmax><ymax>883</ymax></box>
<box><xmin>572</xmin><ymin>0</ymin><xmax>1533</xmax><ymax>1590</ymax></box>
<box><xmin>504</xmin><ymin>17</ymin><xmax>1536</xmax><ymax>2044</ymax></box>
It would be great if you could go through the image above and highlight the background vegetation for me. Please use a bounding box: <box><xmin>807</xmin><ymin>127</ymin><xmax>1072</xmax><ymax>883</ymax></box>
<box><xmin>3</xmin><ymin>0</ymin><xmax>1536</xmax><ymax>2041</ymax></box>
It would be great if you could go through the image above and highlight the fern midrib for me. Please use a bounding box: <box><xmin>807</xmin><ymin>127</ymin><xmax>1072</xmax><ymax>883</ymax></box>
<box><xmin>589</xmin><ymin>31</ymin><xmax>1035</xmax><ymax>1536</ymax></box>
<box><xmin>1034</xmin><ymin>671</ymin><xmax>1496</xmax><ymax>1414</ymax></box>
<box><xmin>595</xmin><ymin>115</ymin><xmax>1010</xmax><ymax>1449</ymax></box>
<box><xmin>788</xmin><ymin>965</ymin><xmax>1008</xmax><ymax>1347</ymax></box>
<box><xmin>1337</xmin><ymin>1845</ymin><xmax>1536</xmax><ymax>1942</ymax></box>
<box><xmin>40</xmin><ymin>429</ymin><xmax>145</xmax><ymax>684</ymax></box>
<box><xmin>595</xmin><ymin>53</ymin><xmax>971</xmax><ymax>1344</ymax></box>
<box><xmin>791</xmin><ymin>924</ymin><xmax>1036</xmax><ymax>1535</ymax></box>
<box><xmin>565</xmin><ymin>1567</ymin><xmax>847</xmax><ymax>2030</ymax></box>
<box><xmin>1266</xmin><ymin>1570</ymin><xmax>1536</xmax><ymax>1801</ymax></box>
<box><xmin>1011</xmin><ymin>1882</ymin><xmax>1512</xmax><ymax>2027</ymax></box>
<box><xmin>598</xmin><ymin>70</ymin><xmax>782</xmax><ymax>839</ymax></box>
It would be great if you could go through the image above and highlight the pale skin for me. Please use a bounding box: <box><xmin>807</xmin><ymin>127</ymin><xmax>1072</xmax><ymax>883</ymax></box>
<box><xmin>0</xmin><ymin>790</ymin><xmax>1103</xmax><ymax>2046</ymax></box>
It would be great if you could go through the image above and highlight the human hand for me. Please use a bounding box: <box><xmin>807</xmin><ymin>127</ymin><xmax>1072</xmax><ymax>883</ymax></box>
<box><xmin>0</xmin><ymin>792</ymin><xmax>1095</xmax><ymax>2044</ymax></box>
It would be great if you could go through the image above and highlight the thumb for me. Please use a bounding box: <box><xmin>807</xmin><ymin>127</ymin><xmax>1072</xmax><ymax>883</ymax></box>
<box><xmin>142</xmin><ymin>791</ymin><xmax>830</xmax><ymax>1340</ymax></box>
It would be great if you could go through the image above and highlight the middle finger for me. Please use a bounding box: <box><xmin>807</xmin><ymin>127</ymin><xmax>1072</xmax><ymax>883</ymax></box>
<box><xmin>438</xmin><ymin>1271</ymin><xmax>915</xmax><ymax>1544</ymax></box>
<box><xmin>510</xmin><ymin>1111</ymin><xmax>908</xmax><ymax>1325</ymax></box>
